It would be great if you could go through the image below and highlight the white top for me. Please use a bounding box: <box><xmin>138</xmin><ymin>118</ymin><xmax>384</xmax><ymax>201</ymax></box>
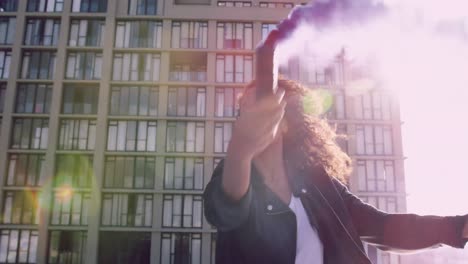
<box><xmin>288</xmin><ymin>195</ymin><xmax>324</xmax><ymax>264</ymax></box>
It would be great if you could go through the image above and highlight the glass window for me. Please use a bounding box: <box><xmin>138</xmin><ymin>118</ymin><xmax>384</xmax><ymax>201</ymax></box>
<box><xmin>216</xmin><ymin>54</ymin><xmax>252</xmax><ymax>83</ymax></box>
<box><xmin>217</xmin><ymin>22</ymin><xmax>252</xmax><ymax>49</ymax></box>
<box><xmin>104</xmin><ymin>156</ymin><xmax>155</xmax><ymax>189</ymax></box>
<box><xmin>357</xmin><ymin>160</ymin><xmax>396</xmax><ymax>192</ymax></box>
<box><xmin>66</xmin><ymin>52</ymin><xmax>102</xmax><ymax>80</ymax></box>
<box><xmin>15</xmin><ymin>84</ymin><xmax>52</xmax><ymax>114</ymax></box>
<box><xmin>69</xmin><ymin>19</ymin><xmax>105</xmax><ymax>47</ymax></box>
<box><xmin>24</xmin><ymin>18</ymin><xmax>60</xmax><ymax>46</ymax></box>
<box><xmin>325</xmin><ymin>89</ymin><xmax>345</xmax><ymax>119</ymax></box>
<box><xmin>71</xmin><ymin>0</ymin><xmax>107</xmax><ymax>12</ymax></box>
<box><xmin>20</xmin><ymin>51</ymin><xmax>56</xmax><ymax>80</ymax></box>
<box><xmin>0</xmin><ymin>83</ymin><xmax>6</xmax><ymax>113</ymax></box>
<box><xmin>99</xmin><ymin>232</ymin><xmax>150</xmax><ymax>264</ymax></box>
<box><xmin>48</xmin><ymin>231</ymin><xmax>87</xmax><ymax>264</ymax></box>
<box><xmin>0</xmin><ymin>230</ymin><xmax>38</xmax><ymax>264</ymax></box>
<box><xmin>355</xmin><ymin>125</ymin><xmax>393</xmax><ymax>155</ymax></box>
<box><xmin>51</xmin><ymin>192</ymin><xmax>90</xmax><ymax>226</ymax></box>
<box><xmin>10</xmin><ymin>118</ymin><xmax>49</xmax><ymax>150</ymax></box>
<box><xmin>213</xmin><ymin>158</ymin><xmax>222</xmax><ymax>170</ymax></box>
<box><xmin>112</xmin><ymin>53</ymin><xmax>160</xmax><ymax>81</ymax></box>
<box><xmin>27</xmin><ymin>0</ymin><xmax>64</xmax><ymax>12</ymax></box>
<box><xmin>107</xmin><ymin>120</ymin><xmax>157</xmax><ymax>151</ymax></box>
<box><xmin>58</xmin><ymin>119</ymin><xmax>97</xmax><ymax>150</ymax></box>
<box><xmin>354</xmin><ymin>90</ymin><xmax>392</xmax><ymax>120</ymax></box>
<box><xmin>161</xmin><ymin>233</ymin><xmax>201</xmax><ymax>264</ymax></box>
<box><xmin>215</xmin><ymin>87</ymin><xmax>242</xmax><ymax>117</ymax></box>
<box><xmin>166</xmin><ymin>121</ymin><xmax>205</xmax><ymax>153</ymax></box>
<box><xmin>162</xmin><ymin>195</ymin><xmax>202</xmax><ymax>228</ymax></box>
<box><xmin>169</xmin><ymin>64</ymin><xmax>207</xmax><ymax>82</ymax></box>
<box><xmin>6</xmin><ymin>154</ymin><xmax>46</xmax><ymax>187</ymax></box>
<box><xmin>261</xmin><ymin>23</ymin><xmax>277</xmax><ymax>40</ymax></box>
<box><xmin>171</xmin><ymin>21</ymin><xmax>208</xmax><ymax>49</ymax></box>
<box><xmin>360</xmin><ymin>196</ymin><xmax>397</xmax><ymax>213</ymax></box>
<box><xmin>164</xmin><ymin>157</ymin><xmax>204</xmax><ymax>190</ymax></box>
<box><xmin>101</xmin><ymin>193</ymin><xmax>153</xmax><ymax>227</ymax></box>
<box><xmin>0</xmin><ymin>0</ymin><xmax>18</xmax><ymax>11</ymax></box>
<box><xmin>0</xmin><ymin>50</ymin><xmax>11</xmax><ymax>80</ymax></box>
<box><xmin>109</xmin><ymin>86</ymin><xmax>158</xmax><ymax>116</ymax></box>
<box><xmin>214</xmin><ymin>122</ymin><xmax>232</xmax><ymax>153</ymax></box>
<box><xmin>334</xmin><ymin>123</ymin><xmax>348</xmax><ymax>153</ymax></box>
<box><xmin>2</xmin><ymin>191</ymin><xmax>39</xmax><ymax>225</ymax></box>
<box><xmin>62</xmin><ymin>85</ymin><xmax>99</xmax><ymax>114</ymax></box>
<box><xmin>55</xmin><ymin>155</ymin><xmax>93</xmax><ymax>188</ymax></box>
<box><xmin>217</xmin><ymin>1</ymin><xmax>252</xmax><ymax>7</ymax></box>
<box><xmin>128</xmin><ymin>0</ymin><xmax>157</xmax><ymax>15</ymax></box>
<box><xmin>167</xmin><ymin>87</ymin><xmax>205</xmax><ymax>117</ymax></box>
<box><xmin>0</xmin><ymin>17</ymin><xmax>15</xmax><ymax>45</ymax></box>
<box><xmin>115</xmin><ymin>21</ymin><xmax>162</xmax><ymax>48</ymax></box>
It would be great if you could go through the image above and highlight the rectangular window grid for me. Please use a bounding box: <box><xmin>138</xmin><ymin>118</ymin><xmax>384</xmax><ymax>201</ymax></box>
<box><xmin>66</xmin><ymin>52</ymin><xmax>102</xmax><ymax>80</ymax></box>
<box><xmin>115</xmin><ymin>20</ymin><xmax>162</xmax><ymax>48</ymax></box>
<box><xmin>214</xmin><ymin>122</ymin><xmax>232</xmax><ymax>153</ymax></box>
<box><xmin>104</xmin><ymin>156</ymin><xmax>155</xmax><ymax>189</ymax></box>
<box><xmin>27</xmin><ymin>0</ymin><xmax>64</xmax><ymax>12</ymax></box>
<box><xmin>216</xmin><ymin>54</ymin><xmax>253</xmax><ymax>83</ymax></box>
<box><xmin>355</xmin><ymin>125</ymin><xmax>393</xmax><ymax>155</ymax></box>
<box><xmin>2</xmin><ymin>191</ymin><xmax>39</xmax><ymax>225</ymax></box>
<box><xmin>0</xmin><ymin>17</ymin><xmax>16</xmax><ymax>45</ymax></box>
<box><xmin>55</xmin><ymin>155</ymin><xmax>93</xmax><ymax>188</ymax></box>
<box><xmin>215</xmin><ymin>87</ymin><xmax>242</xmax><ymax>117</ymax></box>
<box><xmin>107</xmin><ymin>120</ymin><xmax>157</xmax><ymax>152</ymax></box>
<box><xmin>325</xmin><ymin>89</ymin><xmax>345</xmax><ymax>119</ymax></box>
<box><xmin>164</xmin><ymin>157</ymin><xmax>204</xmax><ymax>190</ymax></box>
<box><xmin>112</xmin><ymin>53</ymin><xmax>160</xmax><ymax>81</ymax></box>
<box><xmin>361</xmin><ymin>196</ymin><xmax>397</xmax><ymax>213</ymax></box>
<box><xmin>0</xmin><ymin>0</ymin><xmax>18</xmax><ymax>11</ymax></box>
<box><xmin>167</xmin><ymin>87</ymin><xmax>206</xmax><ymax>117</ymax></box>
<box><xmin>62</xmin><ymin>85</ymin><xmax>99</xmax><ymax>115</ymax></box>
<box><xmin>51</xmin><ymin>191</ymin><xmax>90</xmax><ymax>225</ymax></box>
<box><xmin>0</xmin><ymin>50</ymin><xmax>11</xmax><ymax>80</ymax></box>
<box><xmin>354</xmin><ymin>90</ymin><xmax>392</xmax><ymax>120</ymax></box>
<box><xmin>217</xmin><ymin>1</ymin><xmax>252</xmax><ymax>7</ymax></box>
<box><xmin>160</xmin><ymin>233</ymin><xmax>201</xmax><ymax>264</ymax></box>
<box><xmin>58</xmin><ymin>119</ymin><xmax>97</xmax><ymax>150</ymax></box>
<box><xmin>69</xmin><ymin>19</ymin><xmax>105</xmax><ymax>47</ymax></box>
<box><xmin>166</xmin><ymin>121</ymin><xmax>205</xmax><ymax>153</ymax></box>
<box><xmin>10</xmin><ymin>118</ymin><xmax>49</xmax><ymax>150</ymax></box>
<box><xmin>15</xmin><ymin>84</ymin><xmax>52</xmax><ymax>114</ymax></box>
<box><xmin>357</xmin><ymin>160</ymin><xmax>396</xmax><ymax>192</ymax></box>
<box><xmin>0</xmin><ymin>230</ymin><xmax>38</xmax><ymax>264</ymax></box>
<box><xmin>128</xmin><ymin>0</ymin><xmax>157</xmax><ymax>15</ymax></box>
<box><xmin>101</xmin><ymin>193</ymin><xmax>153</xmax><ymax>227</ymax></box>
<box><xmin>0</xmin><ymin>83</ymin><xmax>6</xmax><ymax>113</ymax></box>
<box><xmin>109</xmin><ymin>86</ymin><xmax>158</xmax><ymax>116</ymax></box>
<box><xmin>21</xmin><ymin>50</ymin><xmax>56</xmax><ymax>80</ymax></box>
<box><xmin>48</xmin><ymin>231</ymin><xmax>87</xmax><ymax>264</ymax></box>
<box><xmin>24</xmin><ymin>18</ymin><xmax>60</xmax><ymax>46</ymax></box>
<box><xmin>6</xmin><ymin>154</ymin><xmax>45</xmax><ymax>187</ymax></box>
<box><xmin>162</xmin><ymin>194</ymin><xmax>202</xmax><ymax>228</ymax></box>
<box><xmin>171</xmin><ymin>21</ymin><xmax>208</xmax><ymax>49</ymax></box>
<box><xmin>217</xmin><ymin>22</ymin><xmax>252</xmax><ymax>49</ymax></box>
<box><xmin>72</xmin><ymin>0</ymin><xmax>107</xmax><ymax>12</ymax></box>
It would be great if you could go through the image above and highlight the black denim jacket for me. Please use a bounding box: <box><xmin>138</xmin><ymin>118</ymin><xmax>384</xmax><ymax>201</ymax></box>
<box><xmin>203</xmin><ymin>160</ymin><xmax>467</xmax><ymax>264</ymax></box>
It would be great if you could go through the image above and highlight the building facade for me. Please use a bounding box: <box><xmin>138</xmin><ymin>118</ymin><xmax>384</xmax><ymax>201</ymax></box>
<box><xmin>0</xmin><ymin>0</ymin><xmax>407</xmax><ymax>263</ymax></box>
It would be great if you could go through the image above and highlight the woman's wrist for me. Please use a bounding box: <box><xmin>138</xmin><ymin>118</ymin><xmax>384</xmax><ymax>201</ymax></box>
<box><xmin>227</xmin><ymin>135</ymin><xmax>255</xmax><ymax>163</ymax></box>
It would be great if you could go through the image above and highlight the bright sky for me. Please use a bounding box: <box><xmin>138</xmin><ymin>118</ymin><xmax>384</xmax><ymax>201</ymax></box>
<box><xmin>401</xmin><ymin>88</ymin><xmax>468</xmax><ymax>216</ymax></box>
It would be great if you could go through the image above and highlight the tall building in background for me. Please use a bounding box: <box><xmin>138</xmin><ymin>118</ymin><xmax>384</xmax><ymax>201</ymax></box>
<box><xmin>0</xmin><ymin>0</ymin><xmax>406</xmax><ymax>263</ymax></box>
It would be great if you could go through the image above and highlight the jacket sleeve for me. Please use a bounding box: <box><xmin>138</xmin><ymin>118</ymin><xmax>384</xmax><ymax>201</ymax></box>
<box><xmin>203</xmin><ymin>159</ymin><xmax>255</xmax><ymax>232</ymax></box>
<box><xmin>334</xmin><ymin>179</ymin><xmax>468</xmax><ymax>252</ymax></box>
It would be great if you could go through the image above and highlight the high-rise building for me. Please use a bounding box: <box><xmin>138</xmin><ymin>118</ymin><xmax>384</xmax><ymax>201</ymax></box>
<box><xmin>0</xmin><ymin>0</ymin><xmax>406</xmax><ymax>263</ymax></box>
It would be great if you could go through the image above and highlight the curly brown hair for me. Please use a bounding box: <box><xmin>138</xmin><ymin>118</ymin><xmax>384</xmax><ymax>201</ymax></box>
<box><xmin>244</xmin><ymin>78</ymin><xmax>352</xmax><ymax>182</ymax></box>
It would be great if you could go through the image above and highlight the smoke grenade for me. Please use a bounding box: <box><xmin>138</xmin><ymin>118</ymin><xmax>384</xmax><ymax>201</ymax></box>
<box><xmin>255</xmin><ymin>0</ymin><xmax>387</xmax><ymax>100</ymax></box>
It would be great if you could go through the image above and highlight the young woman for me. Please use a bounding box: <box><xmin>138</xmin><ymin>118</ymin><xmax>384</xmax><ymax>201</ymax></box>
<box><xmin>203</xmin><ymin>78</ymin><xmax>468</xmax><ymax>264</ymax></box>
